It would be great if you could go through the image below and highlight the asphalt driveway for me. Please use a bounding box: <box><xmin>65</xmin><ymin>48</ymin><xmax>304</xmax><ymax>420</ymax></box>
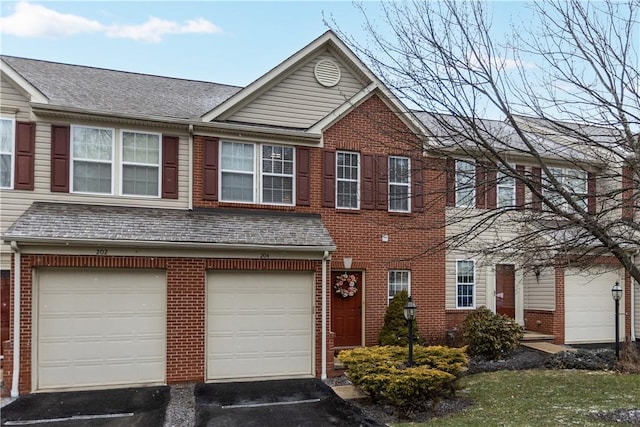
<box><xmin>195</xmin><ymin>378</ymin><xmax>383</xmax><ymax>427</ymax></box>
<box><xmin>0</xmin><ymin>386</ymin><xmax>169</xmax><ymax>427</ymax></box>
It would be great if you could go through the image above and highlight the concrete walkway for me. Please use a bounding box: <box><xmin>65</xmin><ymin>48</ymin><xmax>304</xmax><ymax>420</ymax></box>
<box><xmin>521</xmin><ymin>341</ymin><xmax>576</xmax><ymax>354</ymax></box>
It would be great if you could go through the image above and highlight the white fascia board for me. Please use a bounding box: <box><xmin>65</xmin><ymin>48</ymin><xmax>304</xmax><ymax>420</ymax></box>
<box><xmin>307</xmin><ymin>83</ymin><xmax>376</xmax><ymax>133</ymax></box>
<box><xmin>1</xmin><ymin>59</ymin><xmax>48</xmax><ymax>104</ymax></box>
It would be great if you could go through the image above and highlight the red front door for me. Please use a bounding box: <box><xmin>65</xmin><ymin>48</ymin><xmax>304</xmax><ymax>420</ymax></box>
<box><xmin>496</xmin><ymin>264</ymin><xmax>515</xmax><ymax>319</ymax></box>
<box><xmin>331</xmin><ymin>271</ymin><xmax>362</xmax><ymax>347</ymax></box>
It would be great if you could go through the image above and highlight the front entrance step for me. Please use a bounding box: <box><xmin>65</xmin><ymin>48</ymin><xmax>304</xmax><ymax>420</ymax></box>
<box><xmin>521</xmin><ymin>331</ymin><xmax>554</xmax><ymax>342</ymax></box>
<box><xmin>522</xmin><ymin>341</ymin><xmax>576</xmax><ymax>354</ymax></box>
<box><xmin>331</xmin><ymin>385</ymin><xmax>367</xmax><ymax>400</ymax></box>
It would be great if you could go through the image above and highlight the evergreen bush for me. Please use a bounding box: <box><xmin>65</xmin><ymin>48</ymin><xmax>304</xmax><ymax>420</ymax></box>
<box><xmin>461</xmin><ymin>306</ymin><xmax>523</xmax><ymax>359</ymax></box>
<box><xmin>378</xmin><ymin>289</ymin><xmax>420</xmax><ymax>345</ymax></box>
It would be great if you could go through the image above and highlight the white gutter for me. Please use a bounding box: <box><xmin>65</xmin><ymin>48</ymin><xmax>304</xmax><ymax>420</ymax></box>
<box><xmin>188</xmin><ymin>124</ymin><xmax>194</xmax><ymax>210</ymax></box>
<box><xmin>10</xmin><ymin>241</ymin><xmax>20</xmax><ymax>397</ymax></box>
<box><xmin>321</xmin><ymin>250</ymin><xmax>329</xmax><ymax>379</ymax></box>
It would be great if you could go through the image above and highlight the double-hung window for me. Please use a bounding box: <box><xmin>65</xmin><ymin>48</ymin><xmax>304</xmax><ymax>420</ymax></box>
<box><xmin>336</xmin><ymin>151</ymin><xmax>359</xmax><ymax>209</ymax></box>
<box><xmin>71</xmin><ymin>126</ymin><xmax>114</xmax><ymax>194</ymax></box>
<box><xmin>455</xmin><ymin>160</ymin><xmax>475</xmax><ymax>208</ymax></box>
<box><xmin>456</xmin><ymin>260</ymin><xmax>475</xmax><ymax>308</ymax></box>
<box><xmin>0</xmin><ymin>118</ymin><xmax>15</xmax><ymax>189</ymax></box>
<box><xmin>388</xmin><ymin>270</ymin><xmax>410</xmax><ymax>300</ymax></box>
<box><xmin>220</xmin><ymin>140</ymin><xmax>294</xmax><ymax>205</ymax></box>
<box><xmin>543</xmin><ymin>167</ymin><xmax>587</xmax><ymax>211</ymax></box>
<box><xmin>389</xmin><ymin>156</ymin><xmax>410</xmax><ymax>212</ymax></box>
<box><xmin>122</xmin><ymin>131</ymin><xmax>160</xmax><ymax>197</ymax></box>
<box><xmin>497</xmin><ymin>169</ymin><xmax>515</xmax><ymax>208</ymax></box>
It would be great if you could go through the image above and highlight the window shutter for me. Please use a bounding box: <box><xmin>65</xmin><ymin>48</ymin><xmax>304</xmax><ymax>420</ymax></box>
<box><xmin>296</xmin><ymin>147</ymin><xmax>310</xmax><ymax>206</ymax></box>
<box><xmin>515</xmin><ymin>165</ymin><xmax>525</xmax><ymax>210</ymax></box>
<box><xmin>376</xmin><ymin>155</ymin><xmax>388</xmax><ymax>210</ymax></box>
<box><xmin>51</xmin><ymin>125</ymin><xmax>70</xmax><ymax>193</ymax></box>
<box><xmin>203</xmin><ymin>137</ymin><xmax>218</xmax><ymax>201</ymax></box>
<box><xmin>361</xmin><ymin>154</ymin><xmax>375</xmax><ymax>210</ymax></box>
<box><xmin>161</xmin><ymin>135</ymin><xmax>179</xmax><ymax>199</ymax></box>
<box><xmin>322</xmin><ymin>150</ymin><xmax>335</xmax><ymax>208</ymax></box>
<box><xmin>531</xmin><ymin>167</ymin><xmax>542</xmax><ymax>211</ymax></box>
<box><xmin>587</xmin><ymin>172</ymin><xmax>596</xmax><ymax>215</ymax></box>
<box><xmin>446</xmin><ymin>158</ymin><xmax>456</xmax><ymax>207</ymax></box>
<box><xmin>622</xmin><ymin>165</ymin><xmax>634</xmax><ymax>220</ymax></box>
<box><xmin>412</xmin><ymin>157</ymin><xmax>424</xmax><ymax>213</ymax></box>
<box><xmin>475</xmin><ymin>163</ymin><xmax>487</xmax><ymax>209</ymax></box>
<box><xmin>14</xmin><ymin>122</ymin><xmax>35</xmax><ymax>190</ymax></box>
<box><xmin>486</xmin><ymin>167</ymin><xmax>497</xmax><ymax>210</ymax></box>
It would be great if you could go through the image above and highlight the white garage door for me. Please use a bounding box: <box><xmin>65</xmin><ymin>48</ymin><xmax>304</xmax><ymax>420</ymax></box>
<box><xmin>207</xmin><ymin>271</ymin><xmax>314</xmax><ymax>381</ymax></box>
<box><xmin>565</xmin><ymin>268</ymin><xmax>624</xmax><ymax>344</ymax></box>
<box><xmin>36</xmin><ymin>268</ymin><xmax>166</xmax><ymax>391</ymax></box>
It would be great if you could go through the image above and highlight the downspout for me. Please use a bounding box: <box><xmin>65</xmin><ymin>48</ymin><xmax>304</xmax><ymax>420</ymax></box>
<box><xmin>188</xmin><ymin>124</ymin><xmax>194</xmax><ymax>210</ymax></box>
<box><xmin>321</xmin><ymin>250</ymin><xmax>329</xmax><ymax>379</ymax></box>
<box><xmin>632</xmin><ymin>249</ymin><xmax>639</xmax><ymax>341</ymax></box>
<box><xmin>10</xmin><ymin>241</ymin><xmax>20</xmax><ymax>397</ymax></box>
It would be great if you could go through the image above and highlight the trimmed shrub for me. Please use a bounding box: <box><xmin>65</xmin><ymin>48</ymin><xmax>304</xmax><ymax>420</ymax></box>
<box><xmin>619</xmin><ymin>340</ymin><xmax>640</xmax><ymax>374</ymax></box>
<box><xmin>462</xmin><ymin>306</ymin><xmax>523</xmax><ymax>360</ymax></box>
<box><xmin>337</xmin><ymin>345</ymin><xmax>468</xmax><ymax>417</ymax></box>
<box><xmin>379</xmin><ymin>289</ymin><xmax>420</xmax><ymax>345</ymax></box>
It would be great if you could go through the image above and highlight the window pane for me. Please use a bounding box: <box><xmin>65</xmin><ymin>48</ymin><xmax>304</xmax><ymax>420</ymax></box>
<box><xmin>389</xmin><ymin>157</ymin><xmax>409</xmax><ymax>183</ymax></box>
<box><xmin>222</xmin><ymin>142</ymin><xmax>253</xmax><ymax>171</ymax></box>
<box><xmin>123</xmin><ymin>165</ymin><xmax>159</xmax><ymax>196</ymax></box>
<box><xmin>0</xmin><ymin>119</ymin><xmax>13</xmax><ymax>153</ymax></box>
<box><xmin>456</xmin><ymin>161</ymin><xmax>475</xmax><ymax>207</ymax></box>
<box><xmin>388</xmin><ymin>270</ymin><xmax>410</xmax><ymax>299</ymax></box>
<box><xmin>221</xmin><ymin>172</ymin><xmax>253</xmax><ymax>202</ymax></box>
<box><xmin>123</xmin><ymin>132</ymin><xmax>160</xmax><ymax>164</ymax></box>
<box><xmin>263</xmin><ymin>175</ymin><xmax>293</xmax><ymax>204</ymax></box>
<box><xmin>73</xmin><ymin>127</ymin><xmax>113</xmax><ymax>161</ymax></box>
<box><xmin>337</xmin><ymin>152</ymin><xmax>359</xmax><ymax>209</ymax></box>
<box><xmin>0</xmin><ymin>154</ymin><xmax>11</xmax><ymax>188</ymax></box>
<box><xmin>456</xmin><ymin>260</ymin><xmax>475</xmax><ymax>308</ymax></box>
<box><xmin>337</xmin><ymin>181</ymin><xmax>358</xmax><ymax>208</ymax></box>
<box><xmin>389</xmin><ymin>185</ymin><xmax>409</xmax><ymax>211</ymax></box>
<box><xmin>261</xmin><ymin>145</ymin><xmax>294</xmax><ymax>205</ymax></box>
<box><xmin>73</xmin><ymin>161</ymin><xmax>112</xmax><ymax>193</ymax></box>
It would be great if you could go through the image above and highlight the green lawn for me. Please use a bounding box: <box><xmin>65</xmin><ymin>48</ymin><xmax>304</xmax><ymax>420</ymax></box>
<box><xmin>395</xmin><ymin>370</ymin><xmax>640</xmax><ymax>427</ymax></box>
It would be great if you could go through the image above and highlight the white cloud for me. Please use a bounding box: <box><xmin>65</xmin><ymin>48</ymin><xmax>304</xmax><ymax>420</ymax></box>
<box><xmin>0</xmin><ymin>2</ymin><xmax>222</xmax><ymax>42</ymax></box>
<box><xmin>0</xmin><ymin>2</ymin><xmax>104</xmax><ymax>37</ymax></box>
<box><xmin>106</xmin><ymin>17</ymin><xmax>222</xmax><ymax>43</ymax></box>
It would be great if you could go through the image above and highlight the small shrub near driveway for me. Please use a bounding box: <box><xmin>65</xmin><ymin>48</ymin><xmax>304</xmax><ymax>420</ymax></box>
<box><xmin>338</xmin><ymin>345</ymin><xmax>468</xmax><ymax>417</ymax></box>
<box><xmin>462</xmin><ymin>306</ymin><xmax>523</xmax><ymax>360</ymax></box>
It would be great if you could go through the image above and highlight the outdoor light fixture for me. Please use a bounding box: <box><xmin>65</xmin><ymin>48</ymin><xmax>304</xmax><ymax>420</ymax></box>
<box><xmin>403</xmin><ymin>296</ymin><xmax>417</xmax><ymax>367</ymax></box>
<box><xmin>611</xmin><ymin>281</ymin><xmax>622</xmax><ymax>360</ymax></box>
<box><xmin>343</xmin><ymin>257</ymin><xmax>352</xmax><ymax>269</ymax></box>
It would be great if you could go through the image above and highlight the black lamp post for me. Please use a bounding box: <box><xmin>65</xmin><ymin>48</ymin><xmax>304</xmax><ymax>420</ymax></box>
<box><xmin>403</xmin><ymin>296</ymin><xmax>417</xmax><ymax>367</ymax></box>
<box><xmin>611</xmin><ymin>281</ymin><xmax>622</xmax><ymax>360</ymax></box>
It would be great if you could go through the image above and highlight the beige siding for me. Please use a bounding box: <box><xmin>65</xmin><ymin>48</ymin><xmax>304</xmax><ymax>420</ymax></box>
<box><xmin>226</xmin><ymin>51</ymin><xmax>366</xmax><ymax>128</ymax></box>
<box><xmin>1</xmin><ymin>75</ymin><xmax>32</xmax><ymax>121</ymax></box>
<box><xmin>523</xmin><ymin>268</ymin><xmax>555</xmax><ymax>311</ymax></box>
<box><xmin>445</xmin><ymin>253</ymin><xmax>487</xmax><ymax>310</ymax></box>
<box><xmin>0</xmin><ymin>119</ymin><xmax>190</xmax><ymax>270</ymax></box>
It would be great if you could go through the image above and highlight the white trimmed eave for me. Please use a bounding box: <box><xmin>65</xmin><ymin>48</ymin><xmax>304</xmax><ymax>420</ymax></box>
<box><xmin>3</xmin><ymin>236</ymin><xmax>336</xmax><ymax>254</ymax></box>
<box><xmin>1</xmin><ymin>59</ymin><xmax>48</xmax><ymax>104</ymax></box>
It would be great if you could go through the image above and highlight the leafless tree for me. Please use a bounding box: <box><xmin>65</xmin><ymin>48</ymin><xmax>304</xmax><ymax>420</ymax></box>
<box><xmin>330</xmin><ymin>0</ymin><xmax>640</xmax><ymax>282</ymax></box>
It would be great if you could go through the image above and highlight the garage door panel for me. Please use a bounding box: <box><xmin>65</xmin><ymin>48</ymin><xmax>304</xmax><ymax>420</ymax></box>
<box><xmin>37</xmin><ymin>268</ymin><xmax>166</xmax><ymax>391</ymax></box>
<box><xmin>207</xmin><ymin>271</ymin><xmax>314</xmax><ymax>381</ymax></box>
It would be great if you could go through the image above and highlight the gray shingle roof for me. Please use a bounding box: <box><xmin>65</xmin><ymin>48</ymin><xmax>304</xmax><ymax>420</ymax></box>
<box><xmin>2</xmin><ymin>56</ymin><xmax>242</xmax><ymax>120</ymax></box>
<box><xmin>3</xmin><ymin>202</ymin><xmax>336</xmax><ymax>251</ymax></box>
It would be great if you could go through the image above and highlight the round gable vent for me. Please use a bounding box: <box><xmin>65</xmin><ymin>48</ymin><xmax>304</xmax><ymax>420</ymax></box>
<box><xmin>314</xmin><ymin>59</ymin><xmax>341</xmax><ymax>87</ymax></box>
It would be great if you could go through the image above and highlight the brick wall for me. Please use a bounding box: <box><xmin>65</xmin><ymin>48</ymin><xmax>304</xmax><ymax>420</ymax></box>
<box><xmin>523</xmin><ymin>310</ymin><xmax>555</xmax><ymax>335</ymax></box>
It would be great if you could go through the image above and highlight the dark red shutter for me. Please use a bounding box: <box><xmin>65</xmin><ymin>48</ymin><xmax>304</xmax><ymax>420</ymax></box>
<box><xmin>361</xmin><ymin>154</ymin><xmax>375</xmax><ymax>210</ymax></box>
<box><xmin>622</xmin><ymin>165</ymin><xmax>634</xmax><ymax>220</ymax></box>
<box><xmin>203</xmin><ymin>137</ymin><xmax>218</xmax><ymax>201</ymax></box>
<box><xmin>14</xmin><ymin>122</ymin><xmax>35</xmax><ymax>190</ymax></box>
<box><xmin>296</xmin><ymin>147</ymin><xmax>310</xmax><ymax>206</ymax></box>
<box><xmin>376</xmin><ymin>155</ymin><xmax>388</xmax><ymax>210</ymax></box>
<box><xmin>446</xmin><ymin>158</ymin><xmax>456</xmax><ymax>207</ymax></box>
<box><xmin>475</xmin><ymin>163</ymin><xmax>487</xmax><ymax>209</ymax></box>
<box><xmin>161</xmin><ymin>135</ymin><xmax>179</xmax><ymax>199</ymax></box>
<box><xmin>322</xmin><ymin>150</ymin><xmax>335</xmax><ymax>208</ymax></box>
<box><xmin>412</xmin><ymin>157</ymin><xmax>424</xmax><ymax>213</ymax></box>
<box><xmin>486</xmin><ymin>167</ymin><xmax>497</xmax><ymax>210</ymax></box>
<box><xmin>50</xmin><ymin>125</ymin><xmax>70</xmax><ymax>193</ymax></box>
<box><xmin>531</xmin><ymin>167</ymin><xmax>542</xmax><ymax>211</ymax></box>
<box><xmin>515</xmin><ymin>165</ymin><xmax>525</xmax><ymax>210</ymax></box>
<box><xmin>587</xmin><ymin>172</ymin><xmax>596</xmax><ymax>214</ymax></box>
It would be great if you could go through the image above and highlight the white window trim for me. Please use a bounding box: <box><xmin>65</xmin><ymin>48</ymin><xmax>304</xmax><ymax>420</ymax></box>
<box><xmin>120</xmin><ymin>130</ymin><xmax>162</xmax><ymax>198</ymax></box>
<box><xmin>388</xmin><ymin>156</ymin><xmax>411</xmax><ymax>213</ymax></box>
<box><xmin>0</xmin><ymin>117</ymin><xmax>16</xmax><ymax>189</ymax></box>
<box><xmin>455</xmin><ymin>259</ymin><xmax>476</xmax><ymax>309</ymax></box>
<box><xmin>70</xmin><ymin>125</ymin><xmax>115</xmax><ymax>195</ymax></box>
<box><xmin>388</xmin><ymin>270</ymin><xmax>411</xmax><ymax>302</ymax></box>
<box><xmin>336</xmin><ymin>150</ymin><xmax>360</xmax><ymax>210</ymax></box>
<box><xmin>496</xmin><ymin>168</ymin><xmax>515</xmax><ymax>208</ymax></box>
<box><xmin>455</xmin><ymin>160</ymin><xmax>476</xmax><ymax>208</ymax></box>
<box><xmin>219</xmin><ymin>140</ymin><xmax>296</xmax><ymax>206</ymax></box>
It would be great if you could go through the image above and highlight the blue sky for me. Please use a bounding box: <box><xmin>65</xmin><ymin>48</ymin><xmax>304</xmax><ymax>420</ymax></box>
<box><xmin>0</xmin><ymin>1</ymin><xmax>530</xmax><ymax>88</ymax></box>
